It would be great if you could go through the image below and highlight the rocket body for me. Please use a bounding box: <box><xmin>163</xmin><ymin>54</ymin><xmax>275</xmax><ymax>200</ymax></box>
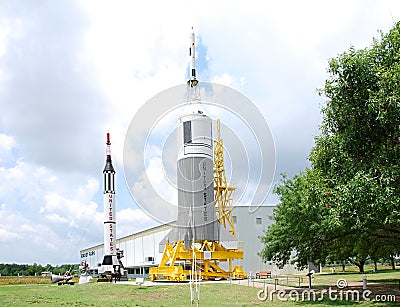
<box><xmin>159</xmin><ymin>29</ymin><xmax>223</xmax><ymax>250</ymax></box>
<box><xmin>103</xmin><ymin>193</ymin><xmax>116</xmax><ymax>255</ymax></box>
<box><xmin>103</xmin><ymin>133</ymin><xmax>116</xmax><ymax>256</ymax></box>
<box><xmin>98</xmin><ymin>132</ymin><xmax>122</xmax><ymax>276</ymax></box>
<box><xmin>175</xmin><ymin>111</ymin><xmax>219</xmax><ymax>247</ymax></box>
<box><xmin>181</xmin><ymin>29</ymin><xmax>216</xmax><ymax>243</ymax></box>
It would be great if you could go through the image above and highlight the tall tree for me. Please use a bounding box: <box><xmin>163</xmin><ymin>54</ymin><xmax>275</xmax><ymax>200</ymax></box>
<box><xmin>260</xmin><ymin>22</ymin><xmax>400</xmax><ymax>272</ymax></box>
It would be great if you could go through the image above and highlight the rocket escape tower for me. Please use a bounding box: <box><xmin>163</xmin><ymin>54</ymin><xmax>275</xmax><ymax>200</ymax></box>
<box><xmin>149</xmin><ymin>29</ymin><xmax>246</xmax><ymax>282</ymax></box>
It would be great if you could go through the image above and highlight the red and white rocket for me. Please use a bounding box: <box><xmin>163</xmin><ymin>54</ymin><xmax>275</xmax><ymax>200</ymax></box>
<box><xmin>99</xmin><ymin>132</ymin><xmax>120</xmax><ymax>275</ymax></box>
<box><xmin>103</xmin><ymin>132</ymin><xmax>116</xmax><ymax>256</ymax></box>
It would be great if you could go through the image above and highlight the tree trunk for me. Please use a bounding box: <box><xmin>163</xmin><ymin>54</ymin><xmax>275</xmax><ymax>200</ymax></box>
<box><xmin>341</xmin><ymin>262</ymin><xmax>346</xmax><ymax>272</ymax></box>
<box><xmin>373</xmin><ymin>260</ymin><xmax>377</xmax><ymax>272</ymax></box>
<box><xmin>390</xmin><ymin>255</ymin><xmax>395</xmax><ymax>270</ymax></box>
<box><xmin>357</xmin><ymin>260</ymin><xmax>365</xmax><ymax>273</ymax></box>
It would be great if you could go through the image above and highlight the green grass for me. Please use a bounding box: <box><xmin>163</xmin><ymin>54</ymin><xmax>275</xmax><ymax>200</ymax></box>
<box><xmin>321</xmin><ymin>264</ymin><xmax>399</xmax><ymax>274</ymax></box>
<box><xmin>0</xmin><ymin>283</ymin><xmax>265</xmax><ymax>306</ymax></box>
<box><xmin>0</xmin><ymin>272</ymin><xmax>398</xmax><ymax>307</ymax></box>
<box><xmin>267</xmin><ymin>268</ymin><xmax>400</xmax><ymax>288</ymax></box>
<box><xmin>311</xmin><ymin>269</ymin><xmax>400</xmax><ymax>288</ymax></box>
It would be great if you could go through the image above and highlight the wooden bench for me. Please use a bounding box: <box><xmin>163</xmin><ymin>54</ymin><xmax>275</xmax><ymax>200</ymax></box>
<box><xmin>256</xmin><ymin>271</ymin><xmax>271</xmax><ymax>278</ymax></box>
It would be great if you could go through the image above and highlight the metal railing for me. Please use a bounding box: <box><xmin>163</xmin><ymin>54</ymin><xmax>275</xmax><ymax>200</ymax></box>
<box><xmin>246</xmin><ymin>273</ymin><xmax>303</xmax><ymax>289</ymax></box>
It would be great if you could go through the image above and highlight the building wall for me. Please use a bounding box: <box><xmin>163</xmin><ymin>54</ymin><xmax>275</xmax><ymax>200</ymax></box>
<box><xmin>232</xmin><ymin>206</ymin><xmax>303</xmax><ymax>276</ymax></box>
<box><xmin>80</xmin><ymin>224</ymin><xmax>172</xmax><ymax>274</ymax></box>
<box><xmin>118</xmin><ymin>225</ymin><xmax>172</xmax><ymax>268</ymax></box>
<box><xmin>231</xmin><ymin>205</ymin><xmax>274</xmax><ymax>275</ymax></box>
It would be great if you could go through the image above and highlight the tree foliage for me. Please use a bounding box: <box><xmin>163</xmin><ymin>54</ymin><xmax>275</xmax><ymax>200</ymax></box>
<box><xmin>0</xmin><ymin>263</ymin><xmax>78</xmax><ymax>276</ymax></box>
<box><xmin>260</xmin><ymin>22</ymin><xmax>400</xmax><ymax>272</ymax></box>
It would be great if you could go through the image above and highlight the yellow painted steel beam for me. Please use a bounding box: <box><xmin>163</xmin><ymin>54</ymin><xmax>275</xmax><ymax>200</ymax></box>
<box><xmin>213</xmin><ymin>119</ymin><xmax>236</xmax><ymax>236</ymax></box>
<box><xmin>176</xmin><ymin>251</ymin><xmax>244</xmax><ymax>260</ymax></box>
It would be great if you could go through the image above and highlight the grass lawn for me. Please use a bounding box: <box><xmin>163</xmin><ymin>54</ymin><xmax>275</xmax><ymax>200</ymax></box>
<box><xmin>312</xmin><ymin>269</ymin><xmax>400</xmax><ymax>288</ymax></box>
<box><xmin>272</xmin><ymin>269</ymin><xmax>400</xmax><ymax>288</ymax></box>
<box><xmin>0</xmin><ymin>271</ymin><xmax>398</xmax><ymax>306</ymax></box>
<box><xmin>0</xmin><ymin>282</ymin><xmax>265</xmax><ymax>306</ymax></box>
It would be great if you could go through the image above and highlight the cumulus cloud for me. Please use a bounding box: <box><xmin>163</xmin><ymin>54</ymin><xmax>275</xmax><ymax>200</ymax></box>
<box><xmin>0</xmin><ymin>0</ymin><xmax>108</xmax><ymax>174</ymax></box>
<box><xmin>0</xmin><ymin>133</ymin><xmax>15</xmax><ymax>151</ymax></box>
<box><xmin>0</xmin><ymin>137</ymin><xmax>104</xmax><ymax>263</ymax></box>
<box><xmin>212</xmin><ymin>73</ymin><xmax>236</xmax><ymax>87</ymax></box>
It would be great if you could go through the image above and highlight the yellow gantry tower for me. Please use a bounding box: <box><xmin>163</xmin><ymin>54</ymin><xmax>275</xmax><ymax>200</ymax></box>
<box><xmin>214</xmin><ymin>119</ymin><xmax>236</xmax><ymax>237</ymax></box>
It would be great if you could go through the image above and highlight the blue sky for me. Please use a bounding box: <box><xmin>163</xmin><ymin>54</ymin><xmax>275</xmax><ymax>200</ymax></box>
<box><xmin>0</xmin><ymin>0</ymin><xmax>399</xmax><ymax>264</ymax></box>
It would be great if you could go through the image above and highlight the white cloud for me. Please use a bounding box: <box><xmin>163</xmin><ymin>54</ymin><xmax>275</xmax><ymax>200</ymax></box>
<box><xmin>0</xmin><ymin>133</ymin><xmax>15</xmax><ymax>151</ymax></box>
<box><xmin>45</xmin><ymin>213</ymin><xmax>69</xmax><ymax>224</ymax></box>
<box><xmin>212</xmin><ymin>73</ymin><xmax>236</xmax><ymax>87</ymax></box>
<box><xmin>131</xmin><ymin>169</ymin><xmax>178</xmax><ymax>224</ymax></box>
<box><xmin>0</xmin><ymin>224</ymin><xmax>22</xmax><ymax>242</ymax></box>
<box><xmin>0</xmin><ymin>148</ymin><xmax>105</xmax><ymax>263</ymax></box>
<box><xmin>146</xmin><ymin>157</ymin><xmax>177</xmax><ymax>204</ymax></box>
<box><xmin>117</xmin><ymin>207</ymin><xmax>156</xmax><ymax>237</ymax></box>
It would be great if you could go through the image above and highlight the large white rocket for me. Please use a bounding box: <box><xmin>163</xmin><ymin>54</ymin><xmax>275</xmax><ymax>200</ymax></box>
<box><xmin>160</xmin><ymin>28</ymin><xmax>236</xmax><ymax>250</ymax></box>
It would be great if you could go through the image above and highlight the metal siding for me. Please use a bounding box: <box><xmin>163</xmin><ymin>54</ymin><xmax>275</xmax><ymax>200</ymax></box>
<box><xmin>134</xmin><ymin>236</ymin><xmax>142</xmax><ymax>266</ymax></box>
<box><xmin>232</xmin><ymin>206</ymin><xmax>275</xmax><ymax>274</ymax></box>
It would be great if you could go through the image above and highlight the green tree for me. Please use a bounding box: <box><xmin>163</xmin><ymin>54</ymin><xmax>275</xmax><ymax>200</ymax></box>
<box><xmin>0</xmin><ymin>263</ymin><xmax>78</xmax><ymax>276</ymax></box>
<box><xmin>260</xmin><ymin>22</ymin><xmax>400</xmax><ymax>272</ymax></box>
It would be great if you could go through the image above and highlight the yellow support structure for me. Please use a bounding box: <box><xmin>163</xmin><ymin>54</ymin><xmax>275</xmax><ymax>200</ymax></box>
<box><xmin>149</xmin><ymin>118</ymin><xmax>246</xmax><ymax>282</ymax></box>
<box><xmin>214</xmin><ymin>119</ymin><xmax>236</xmax><ymax>236</ymax></box>
<box><xmin>150</xmin><ymin>240</ymin><xmax>245</xmax><ymax>281</ymax></box>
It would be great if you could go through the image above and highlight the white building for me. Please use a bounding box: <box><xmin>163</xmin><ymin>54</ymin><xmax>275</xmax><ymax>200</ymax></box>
<box><xmin>80</xmin><ymin>205</ymin><xmax>301</xmax><ymax>278</ymax></box>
